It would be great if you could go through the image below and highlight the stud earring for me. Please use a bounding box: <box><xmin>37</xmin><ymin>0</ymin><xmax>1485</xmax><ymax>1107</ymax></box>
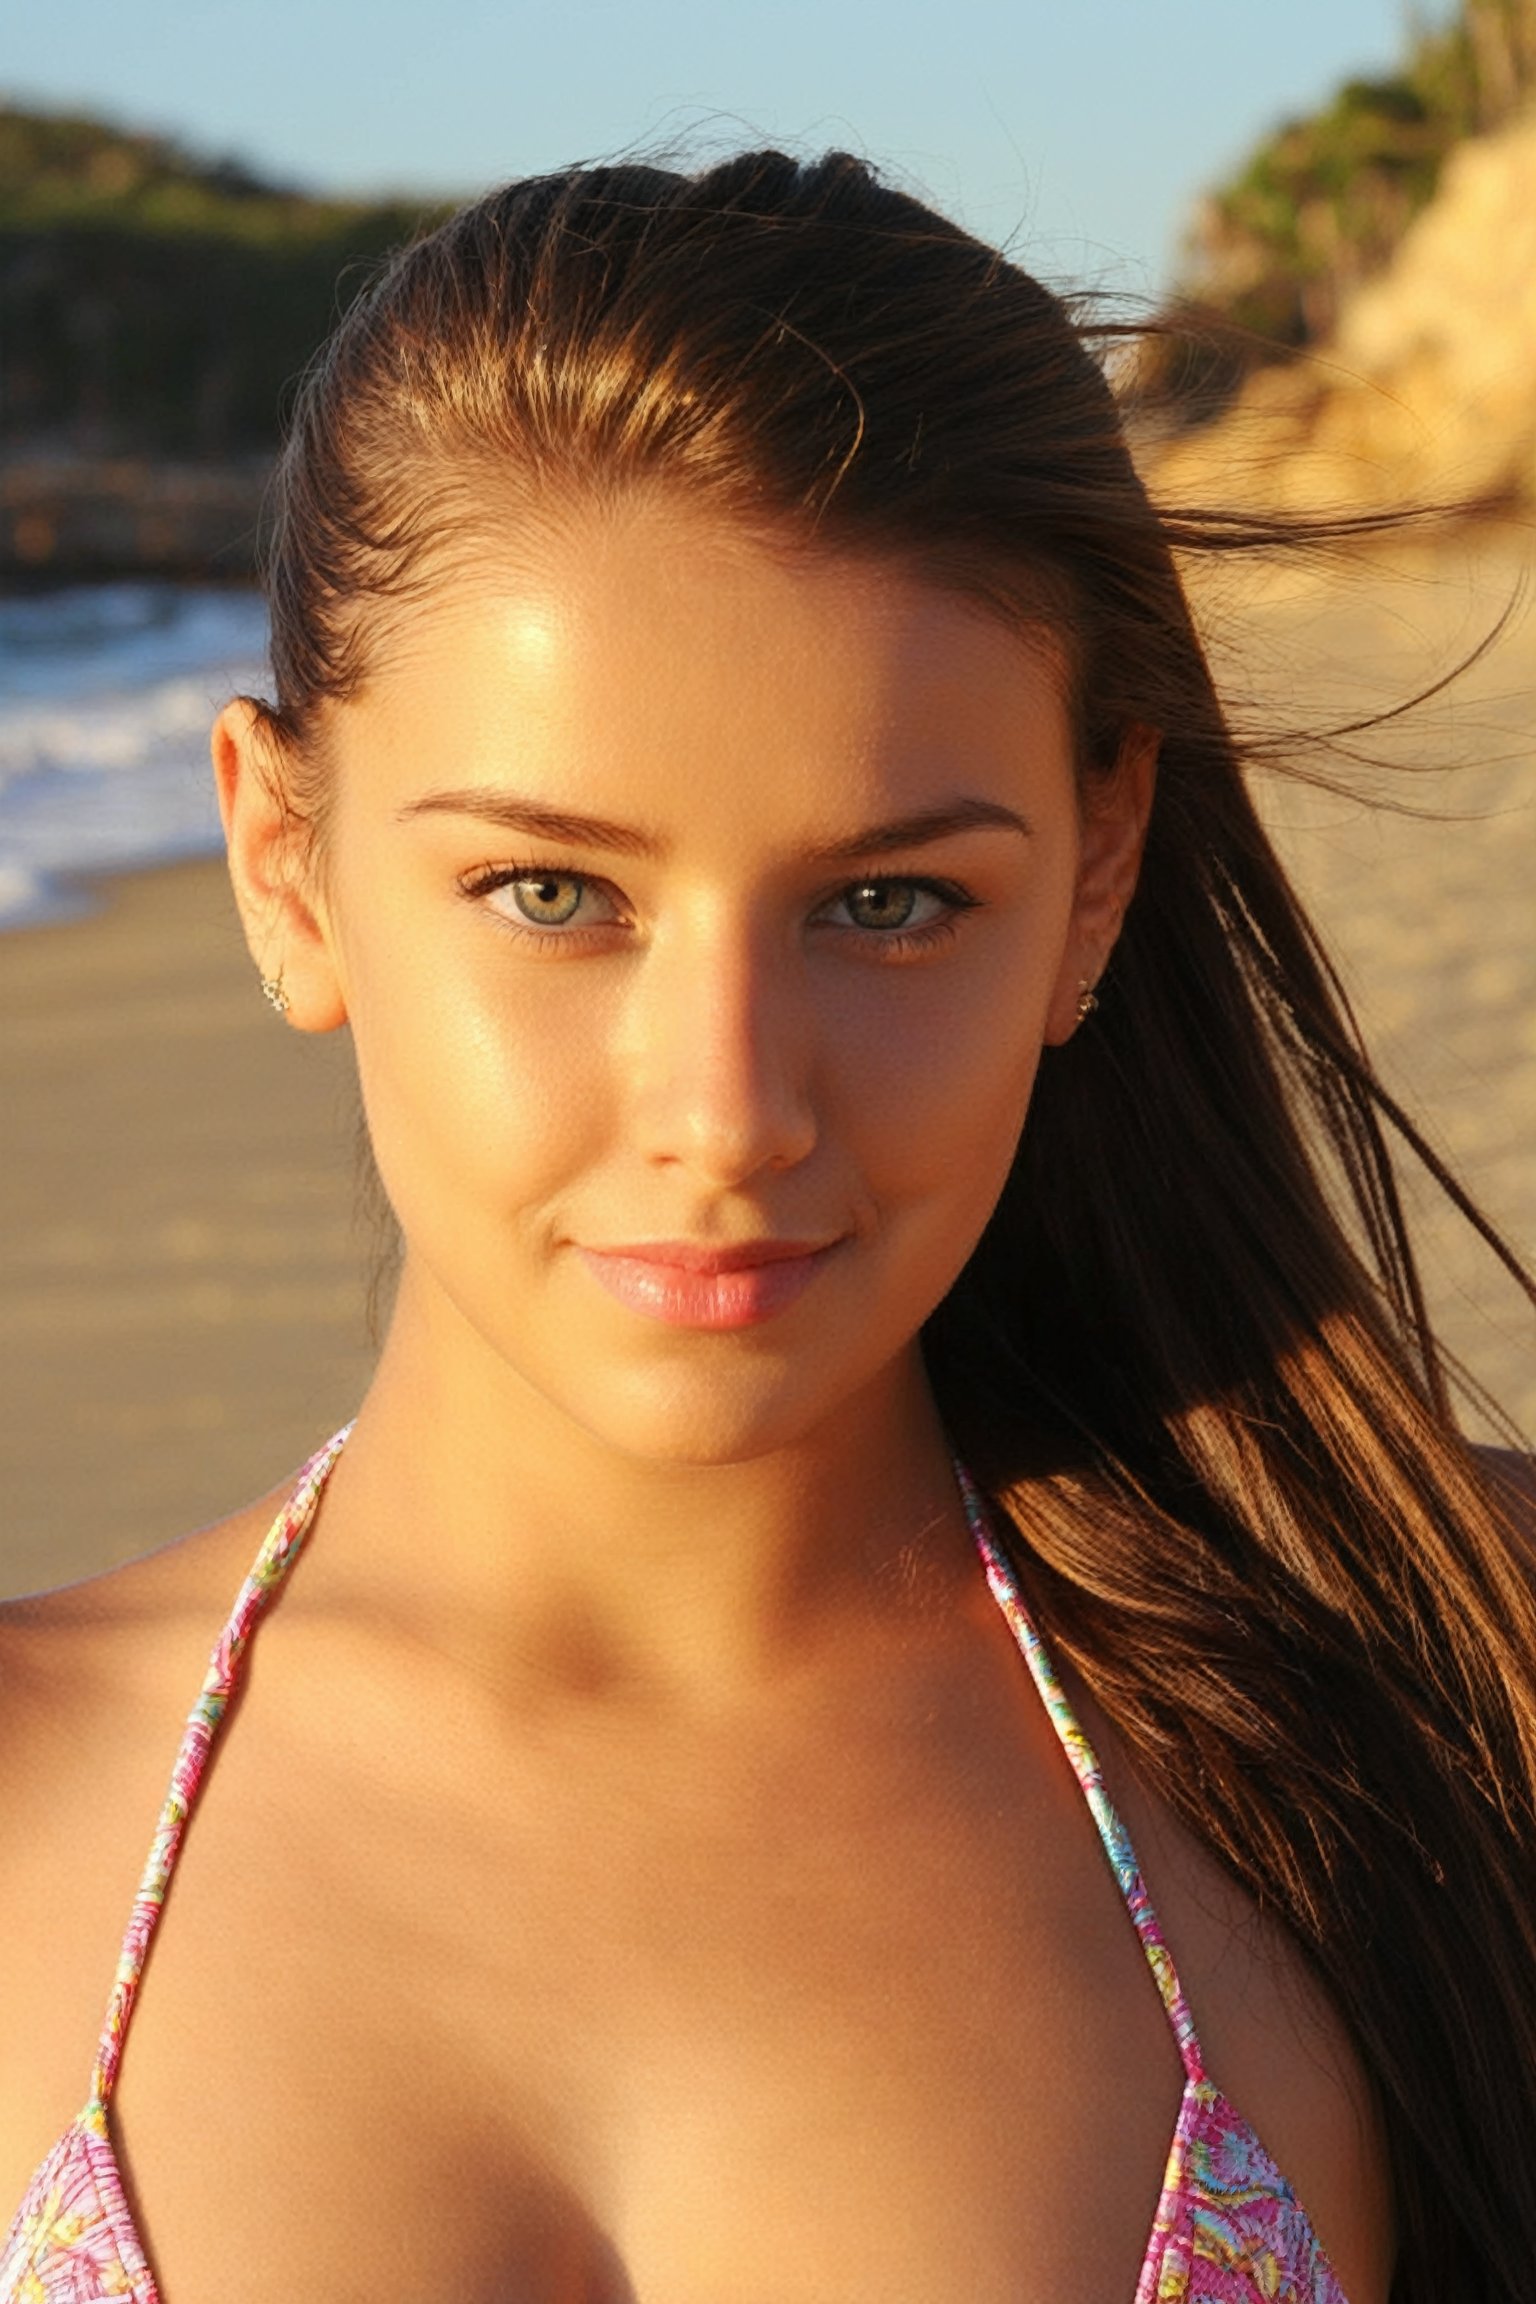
<box><xmin>1075</xmin><ymin>978</ymin><xmax>1099</xmax><ymax>1025</ymax></box>
<box><xmin>259</xmin><ymin>972</ymin><xmax>291</xmax><ymax>1016</ymax></box>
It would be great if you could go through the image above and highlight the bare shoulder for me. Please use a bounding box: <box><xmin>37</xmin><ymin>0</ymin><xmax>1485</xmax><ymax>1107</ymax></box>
<box><xmin>0</xmin><ymin>1478</ymin><xmax>297</xmax><ymax>2167</ymax></box>
<box><xmin>0</xmin><ymin>1483</ymin><xmax>287</xmax><ymax>1787</ymax></box>
<box><xmin>0</xmin><ymin>1477</ymin><xmax>294</xmax><ymax>1885</ymax></box>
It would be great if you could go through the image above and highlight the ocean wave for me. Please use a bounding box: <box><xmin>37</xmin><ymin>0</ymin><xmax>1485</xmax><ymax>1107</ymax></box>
<box><xmin>0</xmin><ymin>583</ymin><xmax>269</xmax><ymax>927</ymax></box>
<box><xmin>0</xmin><ymin>581</ymin><xmax>268</xmax><ymax>702</ymax></box>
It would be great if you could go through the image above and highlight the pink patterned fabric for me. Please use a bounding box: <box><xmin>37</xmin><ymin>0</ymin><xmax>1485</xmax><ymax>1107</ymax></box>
<box><xmin>2</xmin><ymin>1441</ymin><xmax>1350</xmax><ymax>2302</ymax></box>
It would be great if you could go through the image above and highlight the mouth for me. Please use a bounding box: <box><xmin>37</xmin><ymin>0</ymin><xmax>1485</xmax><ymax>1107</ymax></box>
<box><xmin>574</xmin><ymin>1237</ymin><xmax>844</xmax><ymax>1330</ymax></box>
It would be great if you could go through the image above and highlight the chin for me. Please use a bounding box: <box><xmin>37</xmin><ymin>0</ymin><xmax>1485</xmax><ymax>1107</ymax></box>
<box><xmin>538</xmin><ymin>1350</ymin><xmax>868</xmax><ymax>1470</ymax></box>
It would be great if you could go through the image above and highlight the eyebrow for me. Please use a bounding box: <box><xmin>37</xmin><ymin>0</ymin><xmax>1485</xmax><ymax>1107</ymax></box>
<box><xmin>398</xmin><ymin>789</ymin><xmax>1033</xmax><ymax>860</ymax></box>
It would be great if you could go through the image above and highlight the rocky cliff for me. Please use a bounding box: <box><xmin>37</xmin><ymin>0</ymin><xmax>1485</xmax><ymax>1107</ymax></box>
<box><xmin>1144</xmin><ymin>107</ymin><xmax>1536</xmax><ymax>513</ymax></box>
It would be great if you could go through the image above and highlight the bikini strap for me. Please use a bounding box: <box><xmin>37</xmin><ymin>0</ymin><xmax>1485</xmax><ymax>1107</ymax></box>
<box><xmin>955</xmin><ymin>1463</ymin><xmax>1207</xmax><ymax>2088</ymax></box>
<box><xmin>88</xmin><ymin>1426</ymin><xmax>351</xmax><ymax>2113</ymax></box>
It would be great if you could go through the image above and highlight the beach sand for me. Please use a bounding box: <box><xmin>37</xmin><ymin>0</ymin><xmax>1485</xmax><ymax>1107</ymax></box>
<box><xmin>1194</xmin><ymin>527</ymin><xmax>1536</xmax><ymax>1441</ymax></box>
<box><xmin>1</xmin><ymin>529</ymin><xmax>1532</xmax><ymax>1595</ymax></box>
<box><xmin>0</xmin><ymin>857</ymin><xmax>377</xmax><ymax>1594</ymax></box>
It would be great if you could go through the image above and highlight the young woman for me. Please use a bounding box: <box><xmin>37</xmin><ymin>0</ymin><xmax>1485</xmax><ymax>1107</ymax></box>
<box><xmin>2</xmin><ymin>151</ymin><xmax>1533</xmax><ymax>2304</ymax></box>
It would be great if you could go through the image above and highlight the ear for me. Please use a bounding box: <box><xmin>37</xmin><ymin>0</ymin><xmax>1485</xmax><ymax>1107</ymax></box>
<box><xmin>1043</xmin><ymin>722</ymin><xmax>1159</xmax><ymax>1046</ymax></box>
<box><xmin>212</xmin><ymin>699</ymin><xmax>348</xmax><ymax>1033</ymax></box>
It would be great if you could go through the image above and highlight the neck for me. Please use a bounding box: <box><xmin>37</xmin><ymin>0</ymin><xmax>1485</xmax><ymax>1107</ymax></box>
<box><xmin>301</xmin><ymin>1260</ymin><xmax>977</xmax><ymax>1704</ymax></box>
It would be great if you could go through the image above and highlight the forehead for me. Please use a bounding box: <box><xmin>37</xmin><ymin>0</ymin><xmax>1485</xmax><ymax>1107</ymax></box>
<box><xmin>331</xmin><ymin>492</ymin><xmax>1077</xmax><ymax>834</ymax></box>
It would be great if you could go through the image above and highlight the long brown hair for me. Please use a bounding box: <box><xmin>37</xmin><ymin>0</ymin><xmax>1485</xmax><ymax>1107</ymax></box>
<box><xmin>259</xmin><ymin>151</ymin><xmax>1536</xmax><ymax>2295</ymax></box>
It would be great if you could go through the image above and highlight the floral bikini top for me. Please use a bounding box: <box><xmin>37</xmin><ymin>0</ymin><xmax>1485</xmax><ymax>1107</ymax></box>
<box><xmin>2</xmin><ymin>1433</ymin><xmax>1350</xmax><ymax>2304</ymax></box>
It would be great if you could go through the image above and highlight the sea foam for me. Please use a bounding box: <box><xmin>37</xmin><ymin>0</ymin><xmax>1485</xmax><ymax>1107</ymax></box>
<box><xmin>0</xmin><ymin>583</ymin><xmax>269</xmax><ymax>928</ymax></box>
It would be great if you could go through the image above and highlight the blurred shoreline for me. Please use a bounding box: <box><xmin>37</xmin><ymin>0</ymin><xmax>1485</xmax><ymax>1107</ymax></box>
<box><xmin>0</xmin><ymin>577</ymin><xmax>268</xmax><ymax>929</ymax></box>
<box><xmin>2</xmin><ymin>452</ymin><xmax>272</xmax><ymax>585</ymax></box>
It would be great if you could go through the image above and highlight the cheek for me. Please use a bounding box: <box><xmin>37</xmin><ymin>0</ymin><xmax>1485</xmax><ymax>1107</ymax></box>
<box><xmin>828</xmin><ymin>939</ymin><xmax>1054</xmax><ymax>1245</ymax></box>
<box><xmin>343</xmin><ymin>933</ymin><xmax>608</xmax><ymax>1245</ymax></box>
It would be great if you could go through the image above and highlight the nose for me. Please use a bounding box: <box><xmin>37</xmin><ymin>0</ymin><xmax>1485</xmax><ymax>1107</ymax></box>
<box><xmin>621</xmin><ymin>909</ymin><xmax>818</xmax><ymax>1185</ymax></box>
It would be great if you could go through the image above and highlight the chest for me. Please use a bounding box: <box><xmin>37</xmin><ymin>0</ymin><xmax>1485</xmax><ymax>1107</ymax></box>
<box><xmin>10</xmin><ymin>1669</ymin><xmax>1189</xmax><ymax>2302</ymax></box>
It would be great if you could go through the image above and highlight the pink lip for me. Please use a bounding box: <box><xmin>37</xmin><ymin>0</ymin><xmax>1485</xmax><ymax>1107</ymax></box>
<box><xmin>575</xmin><ymin>1238</ymin><xmax>842</xmax><ymax>1329</ymax></box>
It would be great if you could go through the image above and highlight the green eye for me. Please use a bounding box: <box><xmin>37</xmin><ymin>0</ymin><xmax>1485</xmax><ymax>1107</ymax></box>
<box><xmin>510</xmin><ymin>872</ymin><xmax>584</xmax><ymax>926</ymax></box>
<box><xmin>844</xmin><ymin>881</ymin><xmax>919</xmax><ymax>931</ymax></box>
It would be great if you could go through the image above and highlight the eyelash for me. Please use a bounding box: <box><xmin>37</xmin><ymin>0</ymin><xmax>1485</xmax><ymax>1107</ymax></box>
<box><xmin>456</xmin><ymin>860</ymin><xmax>983</xmax><ymax>958</ymax></box>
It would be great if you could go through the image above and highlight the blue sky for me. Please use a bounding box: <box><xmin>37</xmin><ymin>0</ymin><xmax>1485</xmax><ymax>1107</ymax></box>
<box><xmin>3</xmin><ymin>0</ymin><xmax>1415</xmax><ymax>291</ymax></box>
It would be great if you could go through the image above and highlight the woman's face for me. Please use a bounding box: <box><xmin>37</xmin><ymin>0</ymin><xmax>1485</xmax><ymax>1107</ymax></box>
<box><xmin>226</xmin><ymin>492</ymin><xmax>1149</xmax><ymax>1466</ymax></box>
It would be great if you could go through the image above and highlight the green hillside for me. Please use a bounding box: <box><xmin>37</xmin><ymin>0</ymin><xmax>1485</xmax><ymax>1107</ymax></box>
<box><xmin>0</xmin><ymin>105</ymin><xmax>448</xmax><ymax>453</ymax></box>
